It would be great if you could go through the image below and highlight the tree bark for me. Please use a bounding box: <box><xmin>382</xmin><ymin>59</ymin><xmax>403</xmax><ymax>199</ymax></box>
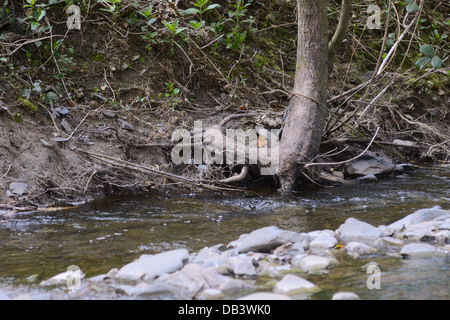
<box><xmin>277</xmin><ymin>0</ymin><xmax>330</xmax><ymax>191</ymax></box>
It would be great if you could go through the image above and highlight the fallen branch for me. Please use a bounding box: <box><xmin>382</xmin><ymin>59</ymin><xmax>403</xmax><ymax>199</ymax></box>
<box><xmin>304</xmin><ymin>127</ymin><xmax>380</xmax><ymax>168</ymax></box>
<box><xmin>219</xmin><ymin>165</ymin><xmax>249</xmax><ymax>184</ymax></box>
<box><xmin>79</xmin><ymin>149</ymin><xmax>252</xmax><ymax>193</ymax></box>
<box><xmin>321</xmin><ymin>137</ymin><xmax>421</xmax><ymax>149</ymax></box>
<box><xmin>218</xmin><ymin>113</ymin><xmax>260</xmax><ymax>128</ymax></box>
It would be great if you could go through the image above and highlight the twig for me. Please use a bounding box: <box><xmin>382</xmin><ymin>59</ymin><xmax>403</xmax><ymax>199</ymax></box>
<box><xmin>218</xmin><ymin>113</ymin><xmax>260</xmax><ymax>128</ymax></box>
<box><xmin>1</xmin><ymin>163</ymin><xmax>12</xmax><ymax>178</ymax></box>
<box><xmin>79</xmin><ymin>149</ymin><xmax>251</xmax><ymax>193</ymax></box>
<box><xmin>304</xmin><ymin>127</ymin><xmax>380</xmax><ymax>168</ymax></box>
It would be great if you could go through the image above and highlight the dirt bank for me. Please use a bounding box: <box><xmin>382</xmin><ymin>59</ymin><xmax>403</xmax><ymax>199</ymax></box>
<box><xmin>0</xmin><ymin>0</ymin><xmax>448</xmax><ymax>211</ymax></box>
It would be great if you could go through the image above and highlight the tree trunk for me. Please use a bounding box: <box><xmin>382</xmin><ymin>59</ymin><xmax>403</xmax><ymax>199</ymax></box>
<box><xmin>277</xmin><ymin>0</ymin><xmax>330</xmax><ymax>191</ymax></box>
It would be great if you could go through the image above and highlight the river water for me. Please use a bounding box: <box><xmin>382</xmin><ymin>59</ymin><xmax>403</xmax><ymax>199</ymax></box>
<box><xmin>0</xmin><ymin>169</ymin><xmax>449</xmax><ymax>299</ymax></box>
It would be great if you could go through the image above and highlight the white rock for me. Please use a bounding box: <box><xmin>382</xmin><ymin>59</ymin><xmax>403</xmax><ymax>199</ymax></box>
<box><xmin>273</xmin><ymin>242</ymin><xmax>304</xmax><ymax>257</ymax></box>
<box><xmin>309</xmin><ymin>235</ymin><xmax>337</xmax><ymax>252</ymax></box>
<box><xmin>237</xmin><ymin>292</ymin><xmax>292</xmax><ymax>300</ymax></box>
<box><xmin>193</xmin><ymin>247</ymin><xmax>228</xmax><ymax>269</ymax></box>
<box><xmin>374</xmin><ymin>237</ymin><xmax>404</xmax><ymax>247</ymax></box>
<box><xmin>388</xmin><ymin>207</ymin><xmax>450</xmax><ymax>231</ymax></box>
<box><xmin>273</xmin><ymin>274</ymin><xmax>320</xmax><ymax>295</ymax></box>
<box><xmin>400</xmin><ymin>243</ymin><xmax>447</xmax><ymax>258</ymax></box>
<box><xmin>292</xmin><ymin>255</ymin><xmax>335</xmax><ymax>272</ymax></box>
<box><xmin>435</xmin><ymin>230</ymin><xmax>450</xmax><ymax>243</ymax></box>
<box><xmin>258</xmin><ymin>261</ymin><xmax>292</xmax><ymax>277</ymax></box>
<box><xmin>307</xmin><ymin>229</ymin><xmax>336</xmax><ymax>239</ymax></box>
<box><xmin>133</xmin><ymin>282</ymin><xmax>174</xmax><ymax>298</ymax></box>
<box><xmin>345</xmin><ymin>242</ymin><xmax>377</xmax><ymax>258</ymax></box>
<box><xmin>40</xmin><ymin>268</ymin><xmax>85</xmax><ymax>287</ymax></box>
<box><xmin>198</xmin><ymin>289</ymin><xmax>223</xmax><ymax>299</ymax></box>
<box><xmin>332</xmin><ymin>292</ymin><xmax>361</xmax><ymax>300</ymax></box>
<box><xmin>235</xmin><ymin>226</ymin><xmax>305</xmax><ymax>253</ymax></box>
<box><xmin>157</xmin><ymin>264</ymin><xmax>227</xmax><ymax>296</ymax></box>
<box><xmin>402</xmin><ymin>228</ymin><xmax>435</xmax><ymax>241</ymax></box>
<box><xmin>218</xmin><ymin>278</ymin><xmax>253</xmax><ymax>293</ymax></box>
<box><xmin>336</xmin><ymin>218</ymin><xmax>383</xmax><ymax>242</ymax></box>
<box><xmin>0</xmin><ymin>292</ymin><xmax>10</xmax><ymax>300</ymax></box>
<box><xmin>117</xmin><ymin>249</ymin><xmax>189</xmax><ymax>280</ymax></box>
<box><xmin>227</xmin><ymin>255</ymin><xmax>257</xmax><ymax>276</ymax></box>
<box><xmin>438</xmin><ymin>222</ymin><xmax>450</xmax><ymax>230</ymax></box>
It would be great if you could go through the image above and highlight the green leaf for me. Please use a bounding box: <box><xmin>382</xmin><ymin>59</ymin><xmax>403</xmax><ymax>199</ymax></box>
<box><xmin>206</xmin><ymin>4</ymin><xmax>221</xmax><ymax>10</ymax></box>
<box><xmin>406</xmin><ymin>3</ymin><xmax>420</xmax><ymax>12</ymax></box>
<box><xmin>189</xmin><ymin>20</ymin><xmax>205</xmax><ymax>29</ymax></box>
<box><xmin>430</xmin><ymin>56</ymin><xmax>442</xmax><ymax>69</ymax></box>
<box><xmin>419</xmin><ymin>44</ymin><xmax>435</xmax><ymax>56</ymax></box>
<box><xmin>415</xmin><ymin>56</ymin><xmax>431</xmax><ymax>69</ymax></box>
<box><xmin>147</xmin><ymin>17</ymin><xmax>157</xmax><ymax>25</ymax></box>
<box><xmin>30</xmin><ymin>21</ymin><xmax>40</xmax><ymax>31</ymax></box>
<box><xmin>183</xmin><ymin>8</ymin><xmax>200</xmax><ymax>15</ymax></box>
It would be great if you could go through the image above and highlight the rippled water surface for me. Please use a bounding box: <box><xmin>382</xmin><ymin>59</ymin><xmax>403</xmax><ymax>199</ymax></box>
<box><xmin>1</xmin><ymin>169</ymin><xmax>449</xmax><ymax>299</ymax></box>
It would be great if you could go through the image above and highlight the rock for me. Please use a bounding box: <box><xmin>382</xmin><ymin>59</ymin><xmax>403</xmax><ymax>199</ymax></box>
<box><xmin>258</xmin><ymin>261</ymin><xmax>292</xmax><ymax>277</ymax></box>
<box><xmin>331</xmin><ymin>292</ymin><xmax>360</xmax><ymax>300</ymax></box>
<box><xmin>435</xmin><ymin>230</ymin><xmax>450</xmax><ymax>243</ymax></box>
<box><xmin>118</xmin><ymin>118</ymin><xmax>134</xmax><ymax>131</ymax></box>
<box><xmin>102</xmin><ymin>111</ymin><xmax>117</xmax><ymax>119</ymax></box>
<box><xmin>401</xmin><ymin>227</ymin><xmax>436</xmax><ymax>241</ymax></box>
<box><xmin>388</xmin><ymin>206</ymin><xmax>450</xmax><ymax>231</ymax></box>
<box><xmin>374</xmin><ymin>237</ymin><xmax>404</xmax><ymax>247</ymax></box>
<box><xmin>117</xmin><ymin>249</ymin><xmax>189</xmax><ymax>280</ymax></box>
<box><xmin>356</xmin><ymin>174</ymin><xmax>378</xmax><ymax>183</ymax></box>
<box><xmin>345</xmin><ymin>242</ymin><xmax>377</xmax><ymax>258</ymax></box>
<box><xmin>193</xmin><ymin>246</ymin><xmax>229</xmax><ymax>269</ymax></box>
<box><xmin>273</xmin><ymin>242</ymin><xmax>305</xmax><ymax>257</ymax></box>
<box><xmin>273</xmin><ymin>274</ymin><xmax>320</xmax><ymax>295</ymax></box>
<box><xmin>237</xmin><ymin>292</ymin><xmax>292</xmax><ymax>300</ymax></box>
<box><xmin>218</xmin><ymin>278</ymin><xmax>253</xmax><ymax>293</ymax></box>
<box><xmin>344</xmin><ymin>152</ymin><xmax>395</xmax><ymax>177</ymax></box>
<box><xmin>438</xmin><ymin>222</ymin><xmax>450</xmax><ymax>230</ymax></box>
<box><xmin>227</xmin><ymin>255</ymin><xmax>257</xmax><ymax>276</ymax></box>
<box><xmin>133</xmin><ymin>282</ymin><xmax>175</xmax><ymax>298</ymax></box>
<box><xmin>309</xmin><ymin>234</ymin><xmax>337</xmax><ymax>252</ymax></box>
<box><xmin>60</xmin><ymin>118</ymin><xmax>73</xmax><ymax>133</ymax></box>
<box><xmin>156</xmin><ymin>264</ymin><xmax>227</xmax><ymax>296</ymax></box>
<box><xmin>0</xmin><ymin>291</ymin><xmax>10</xmax><ymax>300</ymax></box>
<box><xmin>400</xmin><ymin>243</ymin><xmax>447</xmax><ymax>258</ymax></box>
<box><xmin>336</xmin><ymin>218</ymin><xmax>383</xmax><ymax>243</ymax></box>
<box><xmin>197</xmin><ymin>288</ymin><xmax>223</xmax><ymax>299</ymax></box>
<box><xmin>234</xmin><ymin>226</ymin><xmax>305</xmax><ymax>253</ymax></box>
<box><xmin>54</xmin><ymin>107</ymin><xmax>69</xmax><ymax>116</ymax></box>
<box><xmin>292</xmin><ymin>255</ymin><xmax>335</xmax><ymax>273</ymax></box>
<box><xmin>40</xmin><ymin>268</ymin><xmax>85</xmax><ymax>287</ymax></box>
<box><xmin>8</xmin><ymin>182</ymin><xmax>29</xmax><ymax>196</ymax></box>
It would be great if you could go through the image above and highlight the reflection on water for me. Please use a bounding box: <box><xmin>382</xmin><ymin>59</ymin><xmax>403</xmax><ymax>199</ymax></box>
<box><xmin>0</xmin><ymin>169</ymin><xmax>449</xmax><ymax>299</ymax></box>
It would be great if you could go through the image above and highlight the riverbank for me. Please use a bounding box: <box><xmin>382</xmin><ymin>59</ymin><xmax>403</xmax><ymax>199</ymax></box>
<box><xmin>1</xmin><ymin>0</ymin><xmax>449</xmax><ymax>211</ymax></box>
<box><xmin>1</xmin><ymin>205</ymin><xmax>448</xmax><ymax>300</ymax></box>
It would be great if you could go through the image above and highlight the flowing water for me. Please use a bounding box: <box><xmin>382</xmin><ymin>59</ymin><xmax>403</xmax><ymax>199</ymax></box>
<box><xmin>0</xmin><ymin>169</ymin><xmax>449</xmax><ymax>299</ymax></box>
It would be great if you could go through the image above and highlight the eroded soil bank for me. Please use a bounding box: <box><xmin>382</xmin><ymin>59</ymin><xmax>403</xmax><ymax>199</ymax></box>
<box><xmin>0</xmin><ymin>0</ymin><xmax>448</xmax><ymax>210</ymax></box>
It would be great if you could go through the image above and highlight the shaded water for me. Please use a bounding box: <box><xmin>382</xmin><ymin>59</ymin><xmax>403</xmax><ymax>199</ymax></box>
<box><xmin>0</xmin><ymin>169</ymin><xmax>449</xmax><ymax>299</ymax></box>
